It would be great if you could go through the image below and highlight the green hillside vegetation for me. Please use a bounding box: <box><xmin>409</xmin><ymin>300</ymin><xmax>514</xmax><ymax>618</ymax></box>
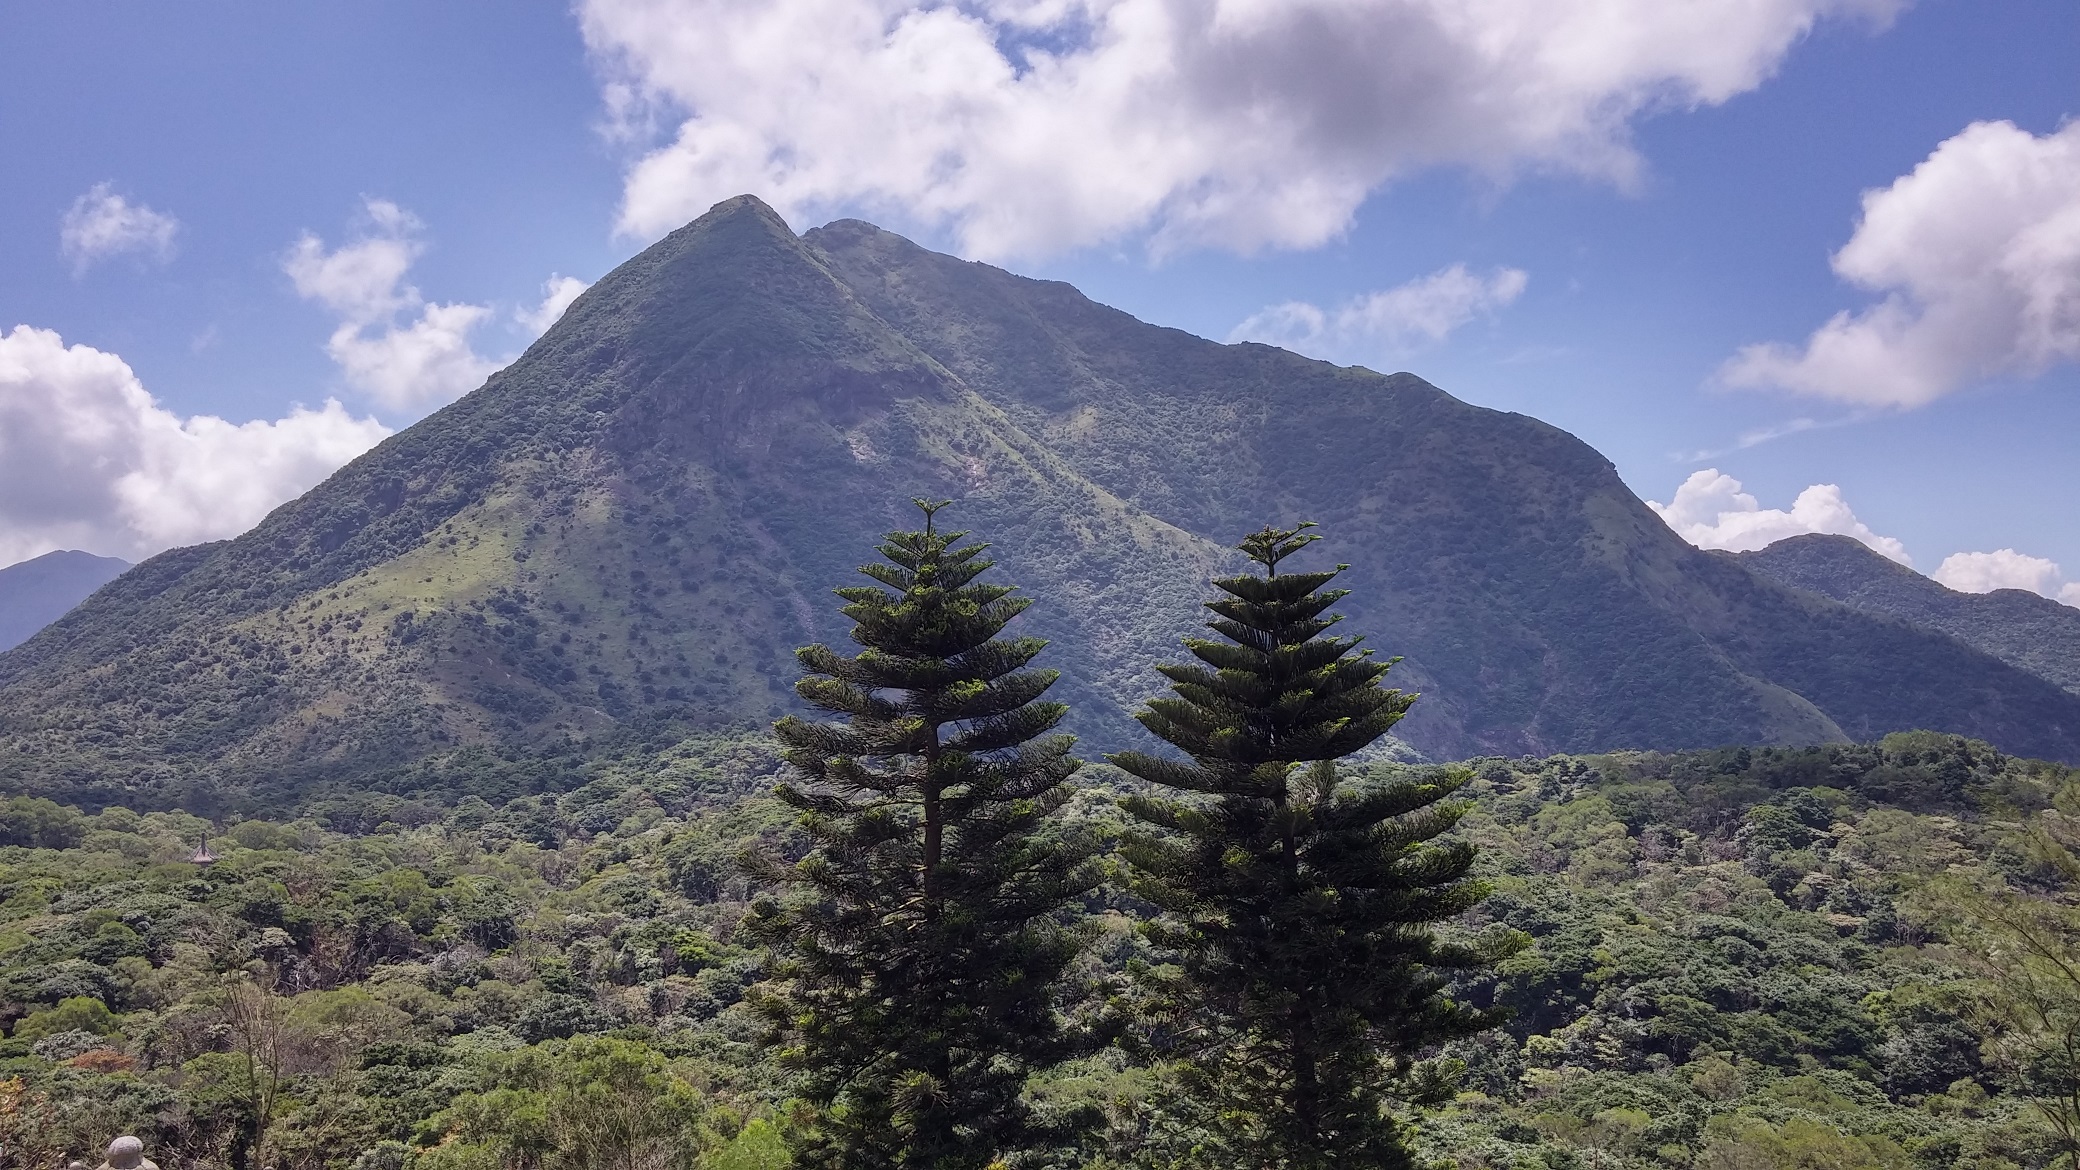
<box><xmin>5</xmin><ymin>197</ymin><xmax>2080</xmax><ymax>815</ymax></box>
<box><xmin>5</xmin><ymin>732</ymin><xmax>2079</xmax><ymax>1169</ymax></box>
<box><xmin>1739</xmin><ymin>535</ymin><xmax>2080</xmax><ymax>695</ymax></box>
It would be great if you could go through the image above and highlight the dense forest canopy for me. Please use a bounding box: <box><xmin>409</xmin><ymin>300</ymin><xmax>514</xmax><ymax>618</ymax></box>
<box><xmin>5</xmin><ymin>730</ymin><xmax>2078</xmax><ymax>1169</ymax></box>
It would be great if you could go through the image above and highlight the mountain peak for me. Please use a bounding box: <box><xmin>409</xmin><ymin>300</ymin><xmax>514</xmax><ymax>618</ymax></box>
<box><xmin>1746</xmin><ymin>533</ymin><xmax>1924</xmax><ymax>582</ymax></box>
<box><xmin>6</xmin><ymin>209</ymin><xmax>2080</xmax><ymax>809</ymax></box>
<box><xmin>695</xmin><ymin>192</ymin><xmax>790</xmax><ymax>228</ymax></box>
<box><xmin>553</xmin><ymin>194</ymin><xmax>945</xmax><ymax>401</ymax></box>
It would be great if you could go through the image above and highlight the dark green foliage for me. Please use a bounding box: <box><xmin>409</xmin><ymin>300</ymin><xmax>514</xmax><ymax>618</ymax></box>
<box><xmin>0</xmin><ymin>795</ymin><xmax>87</xmax><ymax>848</ymax></box>
<box><xmin>0</xmin><ymin>761</ymin><xmax>796</xmax><ymax>1166</ymax></box>
<box><xmin>1429</xmin><ymin>761</ymin><xmax>2011</xmax><ymax>1166</ymax></box>
<box><xmin>1113</xmin><ymin>523</ymin><xmax>1514</xmax><ymax>1168</ymax></box>
<box><xmin>2</xmin><ymin>735</ymin><xmax>2078</xmax><ymax>1166</ymax></box>
<box><xmin>414</xmin><ymin>1036</ymin><xmax>721</xmax><ymax>1169</ymax></box>
<box><xmin>752</xmin><ymin>503</ymin><xmax>1101</xmax><ymax>1169</ymax></box>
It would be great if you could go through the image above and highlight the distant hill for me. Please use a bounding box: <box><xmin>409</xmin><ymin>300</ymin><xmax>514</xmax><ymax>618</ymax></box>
<box><xmin>4</xmin><ymin>196</ymin><xmax>2079</xmax><ymax>811</ymax></box>
<box><xmin>1740</xmin><ymin>533</ymin><xmax>2080</xmax><ymax>695</ymax></box>
<box><xmin>0</xmin><ymin>551</ymin><xmax>129</xmax><ymax>652</ymax></box>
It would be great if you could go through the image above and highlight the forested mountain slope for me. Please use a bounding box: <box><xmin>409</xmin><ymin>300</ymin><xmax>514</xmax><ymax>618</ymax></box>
<box><xmin>1741</xmin><ymin>534</ymin><xmax>2080</xmax><ymax>695</ymax></box>
<box><xmin>0</xmin><ymin>551</ymin><xmax>129</xmax><ymax>653</ymax></box>
<box><xmin>3</xmin><ymin>196</ymin><xmax>2079</xmax><ymax>812</ymax></box>
<box><xmin>803</xmin><ymin>217</ymin><xmax>2080</xmax><ymax>763</ymax></box>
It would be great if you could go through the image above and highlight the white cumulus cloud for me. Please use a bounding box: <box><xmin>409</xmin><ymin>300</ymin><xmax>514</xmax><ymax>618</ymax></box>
<box><xmin>1933</xmin><ymin>550</ymin><xmax>2080</xmax><ymax>607</ymax></box>
<box><xmin>60</xmin><ymin>183</ymin><xmax>180</xmax><ymax>271</ymax></box>
<box><xmin>285</xmin><ymin>204</ymin><xmax>594</xmax><ymax>412</ymax></box>
<box><xmin>0</xmin><ymin>325</ymin><xmax>391</xmax><ymax>566</ymax></box>
<box><xmin>285</xmin><ymin>200</ymin><xmax>502</xmax><ymax>413</ymax></box>
<box><xmin>1721</xmin><ymin>120</ymin><xmax>2080</xmax><ymax>407</ymax></box>
<box><xmin>580</xmin><ymin>0</ymin><xmax>1898</xmax><ymax>259</ymax></box>
<box><xmin>1648</xmin><ymin>468</ymin><xmax>1910</xmax><ymax>564</ymax></box>
<box><xmin>1230</xmin><ymin>264</ymin><xmax>1526</xmax><ymax>358</ymax></box>
<box><xmin>518</xmin><ymin>275</ymin><xmax>592</xmax><ymax>334</ymax></box>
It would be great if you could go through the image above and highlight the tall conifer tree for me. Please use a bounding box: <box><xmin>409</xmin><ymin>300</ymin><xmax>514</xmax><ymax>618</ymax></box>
<box><xmin>750</xmin><ymin>500</ymin><xmax>1100</xmax><ymax>1170</ymax></box>
<box><xmin>1113</xmin><ymin>522</ymin><xmax>1514</xmax><ymax>1169</ymax></box>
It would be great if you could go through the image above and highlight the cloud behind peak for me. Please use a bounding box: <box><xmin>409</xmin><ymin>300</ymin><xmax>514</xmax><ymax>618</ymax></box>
<box><xmin>582</xmin><ymin>0</ymin><xmax>1899</xmax><ymax>260</ymax></box>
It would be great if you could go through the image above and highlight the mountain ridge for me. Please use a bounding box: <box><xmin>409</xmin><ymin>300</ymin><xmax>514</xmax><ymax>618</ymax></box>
<box><xmin>799</xmin><ymin>214</ymin><xmax>2080</xmax><ymax>758</ymax></box>
<box><xmin>1739</xmin><ymin>533</ymin><xmax>2080</xmax><ymax>695</ymax></box>
<box><xmin>0</xmin><ymin>550</ymin><xmax>131</xmax><ymax>653</ymax></box>
<box><xmin>4</xmin><ymin>195</ymin><xmax>2078</xmax><ymax>810</ymax></box>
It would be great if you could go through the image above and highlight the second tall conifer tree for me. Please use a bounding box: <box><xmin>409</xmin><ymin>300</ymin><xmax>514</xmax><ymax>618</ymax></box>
<box><xmin>1113</xmin><ymin>522</ymin><xmax>1513</xmax><ymax>1169</ymax></box>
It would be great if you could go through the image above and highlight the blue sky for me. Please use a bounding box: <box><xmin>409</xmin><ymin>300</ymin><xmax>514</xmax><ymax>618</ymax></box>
<box><xmin>2</xmin><ymin>0</ymin><xmax>2075</xmax><ymax>601</ymax></box>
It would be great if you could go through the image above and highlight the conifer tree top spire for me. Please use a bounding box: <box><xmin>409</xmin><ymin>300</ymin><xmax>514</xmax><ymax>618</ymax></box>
<box><xmin>911</xmin><ymin>497</ymin><xmax>954</xmax><ymax>535</ymax></box>
<box><xmin>1237</xmin><ymin>520</ymin><xmax>1320</xmax><ymax>577</ymax></box>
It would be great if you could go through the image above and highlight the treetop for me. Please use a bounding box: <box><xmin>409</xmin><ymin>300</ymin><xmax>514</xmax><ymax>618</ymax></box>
<box><xmin>1236</xmin><ymin>521</ymin><xmax>1327</xmax><ymax>576</ymax></box>
<box><xmin>911</xmin><ymin>496</ymin><xmax>955</xmax><ymax>534</ymax></box>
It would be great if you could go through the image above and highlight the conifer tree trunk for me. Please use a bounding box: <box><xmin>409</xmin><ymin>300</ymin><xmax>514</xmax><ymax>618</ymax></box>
<box><xmin>922</xmin><ymin>735</ymin><xmax>942</xmax><ymax>902</ymax></box>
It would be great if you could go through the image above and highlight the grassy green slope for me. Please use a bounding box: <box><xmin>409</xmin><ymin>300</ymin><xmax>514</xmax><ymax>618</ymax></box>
<box><xmin>0</xmin><ymin>198</ymin><xmax>1220</xmax><ymax>808</ymax></box>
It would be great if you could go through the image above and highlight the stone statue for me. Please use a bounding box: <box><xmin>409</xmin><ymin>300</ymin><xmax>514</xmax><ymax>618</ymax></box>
<box><xmin>97</xmin><ymin>1137</ymin><xmax>159</xmax><ymax>1170</ymax></box>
